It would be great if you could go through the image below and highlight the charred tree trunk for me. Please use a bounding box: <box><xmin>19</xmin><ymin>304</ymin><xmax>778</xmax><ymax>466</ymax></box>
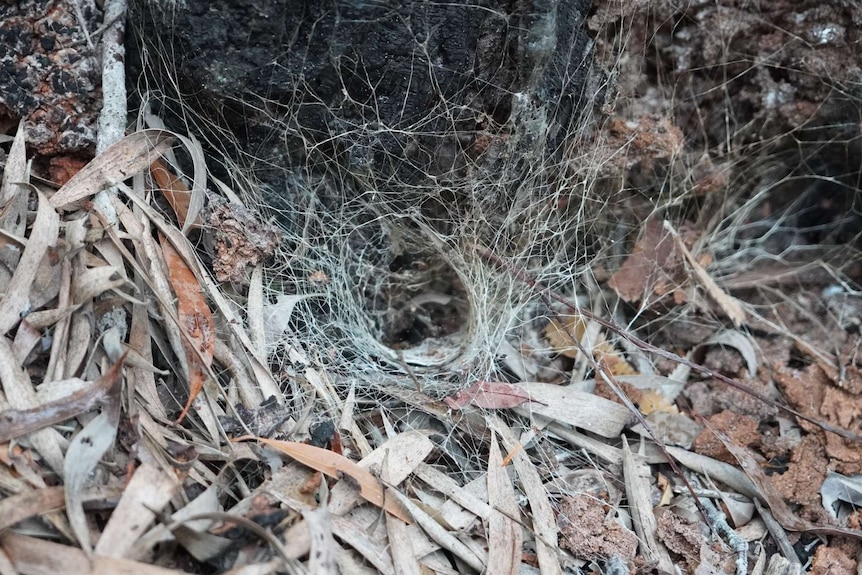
<box><xmin>128</xmin><ymin>0</ymin><xmax>605</xmax><ymax>207</ymax></box>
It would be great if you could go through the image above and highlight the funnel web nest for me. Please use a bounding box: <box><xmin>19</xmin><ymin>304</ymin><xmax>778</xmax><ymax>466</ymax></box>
<box><xmin>259</xmin><ymin>93</ymin><xmax>611</xmax><ymax>395</ymax></box>
<box><xmin>127</xmin><ymin>2</ymin><xmax>641</xmax><ymax>402</ymax></box>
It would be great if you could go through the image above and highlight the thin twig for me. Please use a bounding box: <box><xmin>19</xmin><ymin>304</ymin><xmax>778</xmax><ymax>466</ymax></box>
<box><xmin>94</xmin><ymin>0</ymin><xmax>128</xmax><ymax>227</ymax></box>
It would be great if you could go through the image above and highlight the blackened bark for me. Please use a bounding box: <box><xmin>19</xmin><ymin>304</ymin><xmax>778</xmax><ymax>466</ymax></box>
<box><xmin>129</xmin><ymin>0</ymin><xmax>604</xmax><ymax>207</ymax></box>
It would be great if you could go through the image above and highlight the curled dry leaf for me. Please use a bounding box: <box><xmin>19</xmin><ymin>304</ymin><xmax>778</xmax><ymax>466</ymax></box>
<box><xmin>443</xmin><ymin>380</ymin><xmax>533</xmax><ymax>410</ymax></box>
<box><xmin>821</xmin><ymin>471</ymin><xmax>862</xmax><ymax>520</ymax></box>
<box><xmin>694</xmin><ymin>330</ymin><xmax>758</xmax><ymax>378</ymax></box>
<box><xmin>0</xmin><ymin>351</ymin><xmax>127</xmax><ymax>443</ymax></box>
<box><xmin>159</xmin><ymin>233</ymin><xmax>215</xmax><ymax>425</ymax></box>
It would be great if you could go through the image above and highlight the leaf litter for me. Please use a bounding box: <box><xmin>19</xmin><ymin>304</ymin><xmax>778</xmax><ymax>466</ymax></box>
<box><xmin>2</xmin><ymin>112</ymin><xmax>861</xmax><ymax>572</ymax></box>
<box><xmin>3</xmin><ymin>5</ymin><xmax>862</xmax><ymax>575</ymax></box>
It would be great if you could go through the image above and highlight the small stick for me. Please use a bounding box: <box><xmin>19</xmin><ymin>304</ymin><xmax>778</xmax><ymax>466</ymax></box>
<box><xmin>93</xmin><ymin>0</ymin><xmax>128</xmax><ymax>227</ymax></box>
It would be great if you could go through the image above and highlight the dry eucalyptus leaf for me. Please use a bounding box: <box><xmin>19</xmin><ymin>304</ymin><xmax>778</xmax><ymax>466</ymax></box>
<box><xmin>486</xmin><ymin>432</ymin><xmax>522</xmax><ymax>575</ymax></box>
<box><xmin>28</xmin><ymin>245</ymin><xmax>63</xmax><ymax>310</ymax></box>
<box><xmin>0</xmin><ymin>358</ymin><xmax>123</xmax><ymax>443</ymax></box>
<box><xmin>240</xmin><ymin>436</ymin><xmax>411</xmax><ymax>523</ymax></box>
<box><xmin>443</xmin><ymin>380</ymin><xmax>532</xmax><ymax>410</ymax></box>
<box><xmin>63</xmin><ymin>355</ymin><xmax>126</xmax><ymax>552</ymax></box>
<box><xmin>0</xmin><ymin>119</ymin><xmax>28</xmax><ymax>205</ymax></box>
<box><xmin>0</xmin><ymin>336</ymin><xmax>65</xmax><ymax>474</ymax></box>
<box><xmin>49</xmin><ymin>129</ymin><xmax>175</xmax><ymax>209</ymax></box>
<box><xmin>94</xmin><ymin>463</ymin><xmax>180</xmax><ymax>558</ymax></box>
<box><xmin>0</xmin><ymin>192</ymin><xmax>58</xmax><ymax>334</ymax></box>
<box><xmin>159</xmin><ymin>233</ymin><xmax>215</xmax><ymax>425</ymax></box>
<box><xmin>515</xmin><ymin>381</ymin><xmax>633</xmax><ymax>438</ymax></box>
<box><xmin>0</xmin><ymin>120</ymin><xmax>29</xmax><ymax>281</ymax></box>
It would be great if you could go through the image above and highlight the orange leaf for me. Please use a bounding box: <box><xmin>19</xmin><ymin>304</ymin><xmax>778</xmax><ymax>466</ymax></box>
<box><xmin>160</xmin><ymin>234</ymin><xmax>214</xmax><ymax>425</ymax></box>
<box><xmin>637</xmin><ymin>389</ymin><xmax>677</xmax><ymax>416</ymax></box>
<box><xmin>151</xmin><ymin>158</ymin><xmax>197</xmax><ymax>229</ymax></box>
<box><xmin>544</xmin><ymin>317</ymin><xmax>586</xmax><ymax>359</ymax></box>
<box><xmin>595</xmin><ymin>342</ymin><xmax>638</xmax><ymax>376</ymax></box>
<box><xmin>547</xmin><ymin>316</ymin><xmax>639</xmax><ymax>375</ymax></box>
<box><xmin>238</xmin><ymin>437</ymin><xmax>411</xmax><ymax>523</ymax></box>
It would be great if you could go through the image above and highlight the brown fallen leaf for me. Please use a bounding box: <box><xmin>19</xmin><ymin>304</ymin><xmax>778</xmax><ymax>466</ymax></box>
<box><xmin>236</xmin><ymin>436</ymin><xmax>411</xmax><ymax>523</ymax></box>
<box><xmin>608</xmin><ymin>218</ymin><xmax>677</xmax><ymax>303</ymax></box>
<box><xmin>546</xmin><ymin>315</ymin><xmax>638</xmax><ymax>376</ymax></box>
<box><xmin>159</xmin><ymin>234</ymin><xmax>215</xmax><ymax>425</ymax></box>
<box><xmin>443</xmin><ymin>381</ymin><xmax>533</xmax><ymax>410</ymax></box>
<box><xmin>150</xmin><ymin>158</ymin><xmax>199</xmax><ymax>230</ymax></box>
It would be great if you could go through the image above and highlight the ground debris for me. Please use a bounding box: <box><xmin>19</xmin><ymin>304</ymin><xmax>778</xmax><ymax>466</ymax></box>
<box><xmin>209</xmin><ymin>202</ymin><xmax>282</xmax><ymax>283</ymax></box>
<box><xmin>1</xmin><ymin>0</ymin><xmax>862</xmax><ymax>573</ymax></box>
<box><xmin>557</xmin><ymin>493</ymin><xmax>638</xmax><ymax>567</ymax></box>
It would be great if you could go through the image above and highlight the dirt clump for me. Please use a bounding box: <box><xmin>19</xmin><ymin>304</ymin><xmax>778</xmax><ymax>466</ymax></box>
<box><xmin>557</xmin><ymin>493</ymin><xmax>639</xmax><ymax>567</ymax></box>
